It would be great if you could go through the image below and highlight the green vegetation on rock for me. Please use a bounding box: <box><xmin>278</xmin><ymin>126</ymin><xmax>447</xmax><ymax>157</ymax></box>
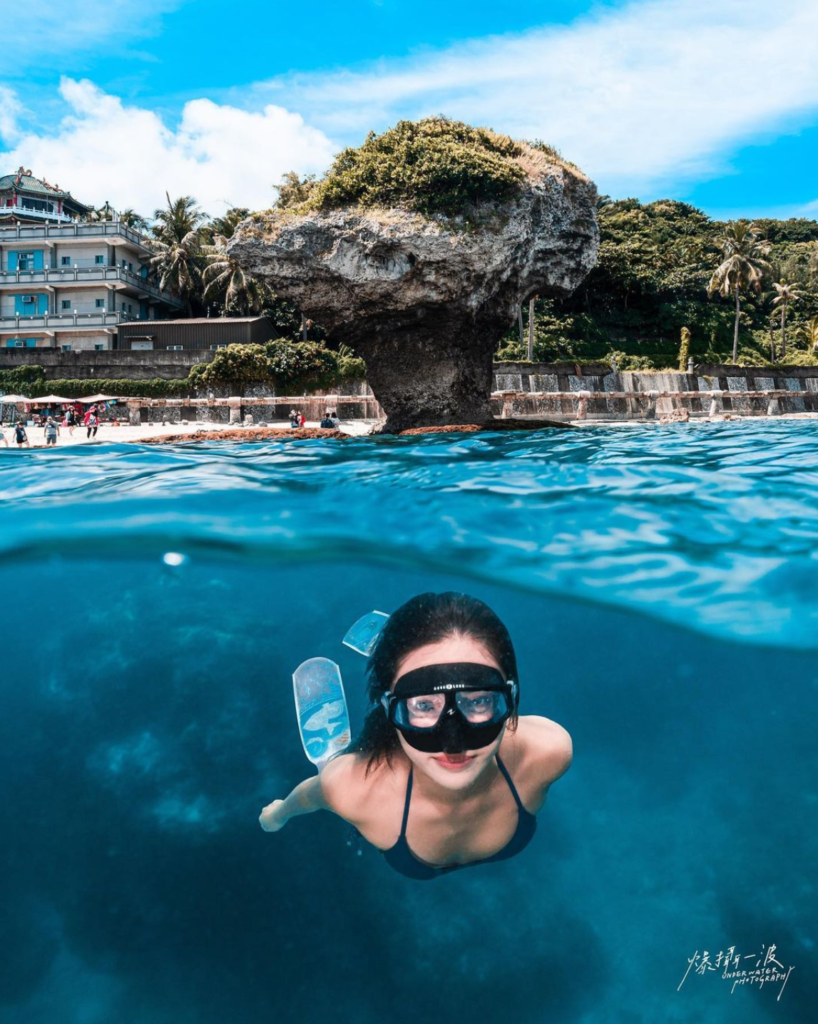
<box><xmin>274</xmin><ymin>117</ymin><xmax>575</xmax><ymax>219</ymax></box>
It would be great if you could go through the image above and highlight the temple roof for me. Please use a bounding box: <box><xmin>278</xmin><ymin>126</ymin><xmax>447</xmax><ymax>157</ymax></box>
<box><xmin>0</xmin><ymin>168</ymin><xmax>89</xmax><ymax>210</ymax></box>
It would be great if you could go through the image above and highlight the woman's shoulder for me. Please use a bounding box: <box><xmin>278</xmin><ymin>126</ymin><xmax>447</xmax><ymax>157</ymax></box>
<box><xmin>502</xmin><ymin>715</ymin><xmax>573</xmax><ymax>794</ymax></box>
<box><xmin>319</xmin><ymin>750</ymin><xmax>405</xmax><ymax>823</ymax></box>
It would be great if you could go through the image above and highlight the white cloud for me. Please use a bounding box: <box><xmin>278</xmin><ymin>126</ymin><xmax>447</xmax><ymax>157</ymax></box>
<box><xmin>253</xmin><ymin>0</ymin><xmax>818</xmax><ymax>197</ymax></box>
<box><xmin>0</xmin><ymin>78</ymin><xmax>337</xmax><ymax>216</ymax></box>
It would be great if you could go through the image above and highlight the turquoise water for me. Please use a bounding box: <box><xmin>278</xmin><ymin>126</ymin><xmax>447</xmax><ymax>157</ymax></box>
<box><xmin>0</xmin><ymin>422</ymin><xmax>815</xmax><ymax>1023</ymax></box>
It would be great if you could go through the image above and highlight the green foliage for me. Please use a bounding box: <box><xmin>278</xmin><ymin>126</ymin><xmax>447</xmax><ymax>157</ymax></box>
<box><xmin>189</xmin><ymin>340</ymin><xmax>366</xmax><ymax>392</ymax></box>
<box><xmin>0</xmin><ymin>365</ymin><xmax>47</xmax><ymax>392</ymax></box>
<box><xmin>195</xmin><ymin>344</ymin><xmax>274</xmax><ymax>387</ymax></box>
<box><xmin>283</xmin><ymin>117</ymin><xmax>553</xmax><ymax>219</ymax></box>
<box><xmin>496</xmin><ymin>198</ymin><xmax>818</xmax><ymax>366</ymax></box>
<box><xmin>26</xmin><ymin>378</ymin><xmax>191</xmax><ymax>398</ymax></box>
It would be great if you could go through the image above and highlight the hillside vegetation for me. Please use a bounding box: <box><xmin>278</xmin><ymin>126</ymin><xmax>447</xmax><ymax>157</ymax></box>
<box><xmin>499</xmin><ymin>199</ymin><xmax>818</xmax><ymax>368</ymax></box>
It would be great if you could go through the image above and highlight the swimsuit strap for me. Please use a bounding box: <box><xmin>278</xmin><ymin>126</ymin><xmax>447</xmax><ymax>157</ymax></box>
<box><xmin>399</xmin><ymin>765</ymin><xmax>414</xmax><ymax>837</ymax></box>
<box><xmin>402</xmin><ymin>754</ymin><xmax>524</xmax><ymax>837</ymax></box>
<box><xmin>495</xmin><ymin>753</ymin><xmax>527</xmax><ymax>813</ymax></box>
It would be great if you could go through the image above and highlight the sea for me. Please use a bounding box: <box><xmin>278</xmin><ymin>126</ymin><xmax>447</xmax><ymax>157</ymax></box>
<box><xmin>0</xmin><ymin>421</ymin><xmax>815</xmax><ymax>1023</ymax></box>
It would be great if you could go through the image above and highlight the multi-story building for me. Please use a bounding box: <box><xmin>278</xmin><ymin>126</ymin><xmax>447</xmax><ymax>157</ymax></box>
<box><xmin>0</xmin><ymin>168</ymin><xmax>184</xmax><ymax>350</ymax></box>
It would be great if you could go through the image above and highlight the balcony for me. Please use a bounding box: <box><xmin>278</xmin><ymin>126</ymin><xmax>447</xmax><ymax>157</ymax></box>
<box><xmin>0</xmin><ymin>311</ymin><xmax>139</xmax><ymax>332</ymax></box>
<box><xmin>0</xmin><ymin>265</ymin><xmax>184</xmax><ymax>307</ymax></box>
<box><xmin>0</xmin><ymin>207</ymin><xmax>74</xmax><ymax>224</ymax></box>
<box><xmin>0</xmin><ymin>219</ymin><xmax>151</xmax><ymax>251</ymax></box>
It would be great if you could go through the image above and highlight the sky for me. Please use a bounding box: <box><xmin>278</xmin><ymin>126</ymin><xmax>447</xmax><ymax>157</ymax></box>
<box><xmin>0</xmin><ymin>0</ymin><xmax>817</xmax><ymax>221</ymax></box>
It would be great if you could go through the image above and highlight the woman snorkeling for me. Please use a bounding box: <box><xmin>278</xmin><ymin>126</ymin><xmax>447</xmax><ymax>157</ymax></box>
<box><xmin>259</xmin><ymin>592</ymin><xmax>572</xmax><ymax>879</ymax></box>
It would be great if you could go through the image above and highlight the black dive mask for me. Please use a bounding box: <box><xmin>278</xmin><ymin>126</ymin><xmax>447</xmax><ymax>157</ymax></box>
<box><xmin>380</xmin><ymin>663</ymin><xmax>517</xmax><ymax>754</ymax></box>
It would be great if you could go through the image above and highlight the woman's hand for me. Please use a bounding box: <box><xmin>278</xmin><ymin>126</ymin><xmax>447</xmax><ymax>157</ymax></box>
<box><xmin>259</xmin><ymin>798</ymin><xmax>288</xmax><ymax>832</ymax></box>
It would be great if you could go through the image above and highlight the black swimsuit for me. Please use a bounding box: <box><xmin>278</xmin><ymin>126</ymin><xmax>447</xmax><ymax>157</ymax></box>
<box><xmin>378</xmin><ymin>753</ymin><xmax>538</xmax><ymax>880</ymax></box>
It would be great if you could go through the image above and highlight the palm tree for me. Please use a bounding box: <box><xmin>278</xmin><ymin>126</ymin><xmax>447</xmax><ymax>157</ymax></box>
<box><xmin>707</xmin><ymin>221</ymin><xmax>771</xmax><ymax>364</ymax></box>
<box><xmin>152</xmin><ymin>193</ymin><xmax>207</xmax><ymax>244</ymax></box>
<box><xmin>796</xmin><ymin>317</ymin><xmax>818</xmax><ymax>354</ymax></box>
<box><xmin>148</xmin><ymin>231</ymin><xmax>203</xmax><ymax>315</ymax></box>
<box><xmin>118</xmin><ymin>208</ymin><xmax>149</xmax><ymax>232</ymax></box>
<box><xmin>771</xmin><ymin>281</ymin><xmax>801</xmax><ymax>359</ymax></box>
<box><xmin>208</xmin><ymin>207</ymin><xmax>250</xmax><ymax>240</ymax></box>
<box><xmin>201</xmin><ymin>234</ymin><xmax>267</xmax><ymax>315</ymax></box>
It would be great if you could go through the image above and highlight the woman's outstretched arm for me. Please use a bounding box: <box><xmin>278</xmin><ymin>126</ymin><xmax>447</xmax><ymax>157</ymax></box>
<box><xmin>259</xmin><ymin>775</ymin><xmax>329</xmax><ymax>832</ymax></box>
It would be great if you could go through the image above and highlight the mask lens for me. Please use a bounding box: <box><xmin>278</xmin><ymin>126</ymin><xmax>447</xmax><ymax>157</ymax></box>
<box><xmin>394</xmin><ymin>693</ymin><xmax>446</xmax><ymax>729</ymax></box>
<box><xmin>455</xmin><ymin>690</ymin><xmax>508</xmax><ymax>723</ymax></box>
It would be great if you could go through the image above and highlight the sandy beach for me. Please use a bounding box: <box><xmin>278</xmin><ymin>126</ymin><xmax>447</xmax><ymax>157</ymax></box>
<box><xmin>0</xmin><ymin>418</ymin><xmax>378</xmax><ymax>448</ymax></box>
<box><xmin>5</xmin><ymin>412</ymin><xmax>818</xmax><ymax>448</ymax></box>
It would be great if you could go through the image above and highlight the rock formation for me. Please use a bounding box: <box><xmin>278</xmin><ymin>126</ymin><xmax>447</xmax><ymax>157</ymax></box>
<box><xmin>228</xmin><ymin>121</ymin><xmax>600</xmax><ymax>432</ymax></box>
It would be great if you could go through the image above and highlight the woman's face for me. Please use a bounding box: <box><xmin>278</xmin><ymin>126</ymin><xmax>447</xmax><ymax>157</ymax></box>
<box><xmin>391</xmin><ymin>634</ymin><xmax>507</xmax><ymax>790</ymax></box>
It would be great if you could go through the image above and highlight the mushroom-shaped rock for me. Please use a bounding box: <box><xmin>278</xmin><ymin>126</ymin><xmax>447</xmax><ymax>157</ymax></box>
<box><xmin>229</xmin><ymin>118</ymin><xmax>600</xmax><ymax>432</ymax></box>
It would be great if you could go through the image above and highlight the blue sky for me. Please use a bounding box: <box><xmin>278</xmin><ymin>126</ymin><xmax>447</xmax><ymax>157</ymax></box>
<box><xmin>1</xmin><ymin>0</ymin><xmax>817</xmax><ymax>220</ymax></box>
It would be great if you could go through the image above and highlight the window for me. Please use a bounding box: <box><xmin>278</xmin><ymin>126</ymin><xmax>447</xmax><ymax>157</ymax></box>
<box><xmin>17</xmin><ymin>252</ymin><xmax>35</xmax><ymax>270</ymax></box>
<box><xmin>61</xmin><ymin>256</ymin><xmax>71</xmax><ymax>266</ymax></box>
<box><xmin>210</xmin><ymin>344</ymin><xmax>228</xmax><ymax>350</ymax></box>
<box><xmin>61</xmin><ymin>344</ymin><xmax>72</xmax><ymax>352</ymax></box>
<box><xmin>94</xmin><ymin>344</ymin><xmax>105</xmax><ymax>351</ymax></box>
<box><xmin>94</xmin><ymin>255</ymin><xmax>105</xmax><ymax>265</ymax></box>
<box><xmin>167</xmin><ymin>345</ymin><xmax>184</xmax><ymax>351</ymax></box>
<box><xmin>127</xmin><ymin>303</ymin><xmax>133</xmax><ymax>313</ymax></box>
<box><xmin>95</xmin><ymin>299</ymin><xmax>105</xmax><ymax>308</ymax></box>
<box><xmin>61</xmin><ymin>300</ymin><xmax>70</xmax><ymax>310</ymax></box>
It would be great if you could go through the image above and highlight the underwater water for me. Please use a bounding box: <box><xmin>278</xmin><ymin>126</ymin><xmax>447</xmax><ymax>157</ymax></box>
<box><xmin>0</xmin><ymin>421</ymin><xmax>815</xmax><ymax>1024</ymax></box>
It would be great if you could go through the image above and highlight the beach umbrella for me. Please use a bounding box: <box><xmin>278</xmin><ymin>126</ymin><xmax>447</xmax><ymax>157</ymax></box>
<box><xmin>27</xmin><ymin>395</ymin><xmax>76</xmax><ymax>405</ymax></box>
<box><xmin>0</xmin><ymin>394</ymin><xmax>31</xmax><ymax>404</ymax></box>
<box><xmin>77</xmin><ymin>393</ymin><xmax>121</xmax><ymax>403</ymax></box>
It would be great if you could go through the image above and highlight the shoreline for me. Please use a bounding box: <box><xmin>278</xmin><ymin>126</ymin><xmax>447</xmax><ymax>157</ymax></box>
<box><xmin>4</xmin><ymin>411</ymin><xmax>818</xmax><ymax>449</ymax></box>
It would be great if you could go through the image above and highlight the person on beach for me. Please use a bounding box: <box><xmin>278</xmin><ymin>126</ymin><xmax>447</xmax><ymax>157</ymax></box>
<box><xmin>329</xmin><ymin>409</ymin><xmax>340</xmax><ymax>427</ymax></box>
<box><xmin>64</xmin><ymin>408</ymin><xmax>76</xmax><ymax>435</ymax></box>
<box><xmin>43</xmin><ymin>417</ymin><xmax>60</xmax><ymax>447</ymax></box>
<box><xmin>320</xmin><ymin>410</ymin><xmax>335</xmax><ymax>429</ymax></box>
<box><xmin>299</xmin><ymin>411</ymin><xmax>306</xmax><ymax>428</ymax></box>
<box><xmin>289</xmin><ymin>409</ymin><xmax>299</xmax><ymax>429</ymax></box>
<box><xmin>259</xmin><ymin>592</ymin><xmax>573</xmax><ymax>880</ymax></box>
<box><xmin>86</xmin><ymin>412</ymin><xmax>99</xmax><ymax>439</ymax></box>
<box><xmin>14</xmin><ymin>421</ymin><xmax>29</xmax><ymax>448</ymax></box>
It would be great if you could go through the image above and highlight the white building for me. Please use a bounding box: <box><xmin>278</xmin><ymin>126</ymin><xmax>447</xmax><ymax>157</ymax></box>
<box><xmin>0</xmin><ymin>169</ymin><xmax>184</xmax><ymax>350</ymax></box>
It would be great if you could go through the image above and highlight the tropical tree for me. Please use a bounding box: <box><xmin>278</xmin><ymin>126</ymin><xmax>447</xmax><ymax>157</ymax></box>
<box><xmin>202</xmin><ymin>234</ymin><xmax>268</xmax><ymax>315</ymax></box>
<box><xmin>152</xmin><ymin>193</ymin><xmax>207</xmax><ymax>244</ymax></box>
<box><xmin>148</xmin><ymin>231</ymin><xmax>203</xmax><ymax>315</ymax></box>
<box><xmin>707</xmin><ymin>221</ymin><xmax>772</xmax><ymax>364</ymax></box>
<box><xmin>118</xmin><ymin>208</ymin><xmax>149</xmax><ymax>231</ymax></box>
<box><xmin>207</xmin><ymin>207</ymin><xmax>250</xmax><ymax>240</ymax></box>
<box><xmin>796</xmin><ymin>317</ymin><xmax>818</xmax><ymax>354</ymax></box>
<box><xmin>771</xmin><ymin>281</ymin><xmax>801</xmax><ymax>359</ymax></box>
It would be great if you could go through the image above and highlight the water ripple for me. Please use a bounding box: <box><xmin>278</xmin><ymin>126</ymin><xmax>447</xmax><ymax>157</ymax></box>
<box><xmin>2</xmin><ymin>421</ymin><xmax>818</xmax><ymax>647</ymax></box>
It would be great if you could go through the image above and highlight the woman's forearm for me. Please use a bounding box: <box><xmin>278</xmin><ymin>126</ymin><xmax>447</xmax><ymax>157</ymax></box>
<box><xmin>277</xmin><ymin>776</ymin><xmax>327</xmax><ymax>821</ymax></box>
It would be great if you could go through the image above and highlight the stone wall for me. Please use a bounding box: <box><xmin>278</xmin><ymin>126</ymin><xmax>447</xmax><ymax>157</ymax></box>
<box><xmin>0</xmin><ymin>349</ymin><xmax>212</xmax><ymax>380</ymax></box>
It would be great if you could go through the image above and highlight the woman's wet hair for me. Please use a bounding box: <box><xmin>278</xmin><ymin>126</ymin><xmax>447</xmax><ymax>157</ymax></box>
<box><xmin>346</xmin><ymin>591</ymin><xmax>519</xmax><ymax>776</ymax></box>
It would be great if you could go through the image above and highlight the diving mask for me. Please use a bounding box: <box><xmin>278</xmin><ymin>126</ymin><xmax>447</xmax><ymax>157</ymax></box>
<box><xmin>380</xmin><ymin>662</ymin><xmax>517</xmax><ymax>753</ymax></box>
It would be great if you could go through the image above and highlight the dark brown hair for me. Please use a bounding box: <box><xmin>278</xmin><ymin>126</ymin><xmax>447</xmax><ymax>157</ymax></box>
<box><xmin>345</xmin><ymin>591</ymin><xmax>519</xmax><ymax>776</ymax></box>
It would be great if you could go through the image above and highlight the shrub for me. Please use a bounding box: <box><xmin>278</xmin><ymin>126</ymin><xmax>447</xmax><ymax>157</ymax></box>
<box><xmin>283</xmin><ymin>117</ymin><xmax>552</xmax><ymax>220</ymax></box>
<box><xmin>0</xmin><ymin>365</ymin><xmax>47</xmax><ymax>392</ymax></box>
<box><xmin>265</xmin><ymin>339</ymin><xmax>338</xmax><ymax>392</ymax></box>
<box><xmin>195</xmin><ymin>344</ymin><xmax>274</xmax><ymax>387</ymax></box>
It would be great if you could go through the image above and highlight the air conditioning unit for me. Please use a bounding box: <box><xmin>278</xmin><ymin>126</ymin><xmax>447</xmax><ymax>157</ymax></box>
<box><xmin>21</xmin><ymin>294</ymin><xmax>36</xmax><ymax>303</ymax></box>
